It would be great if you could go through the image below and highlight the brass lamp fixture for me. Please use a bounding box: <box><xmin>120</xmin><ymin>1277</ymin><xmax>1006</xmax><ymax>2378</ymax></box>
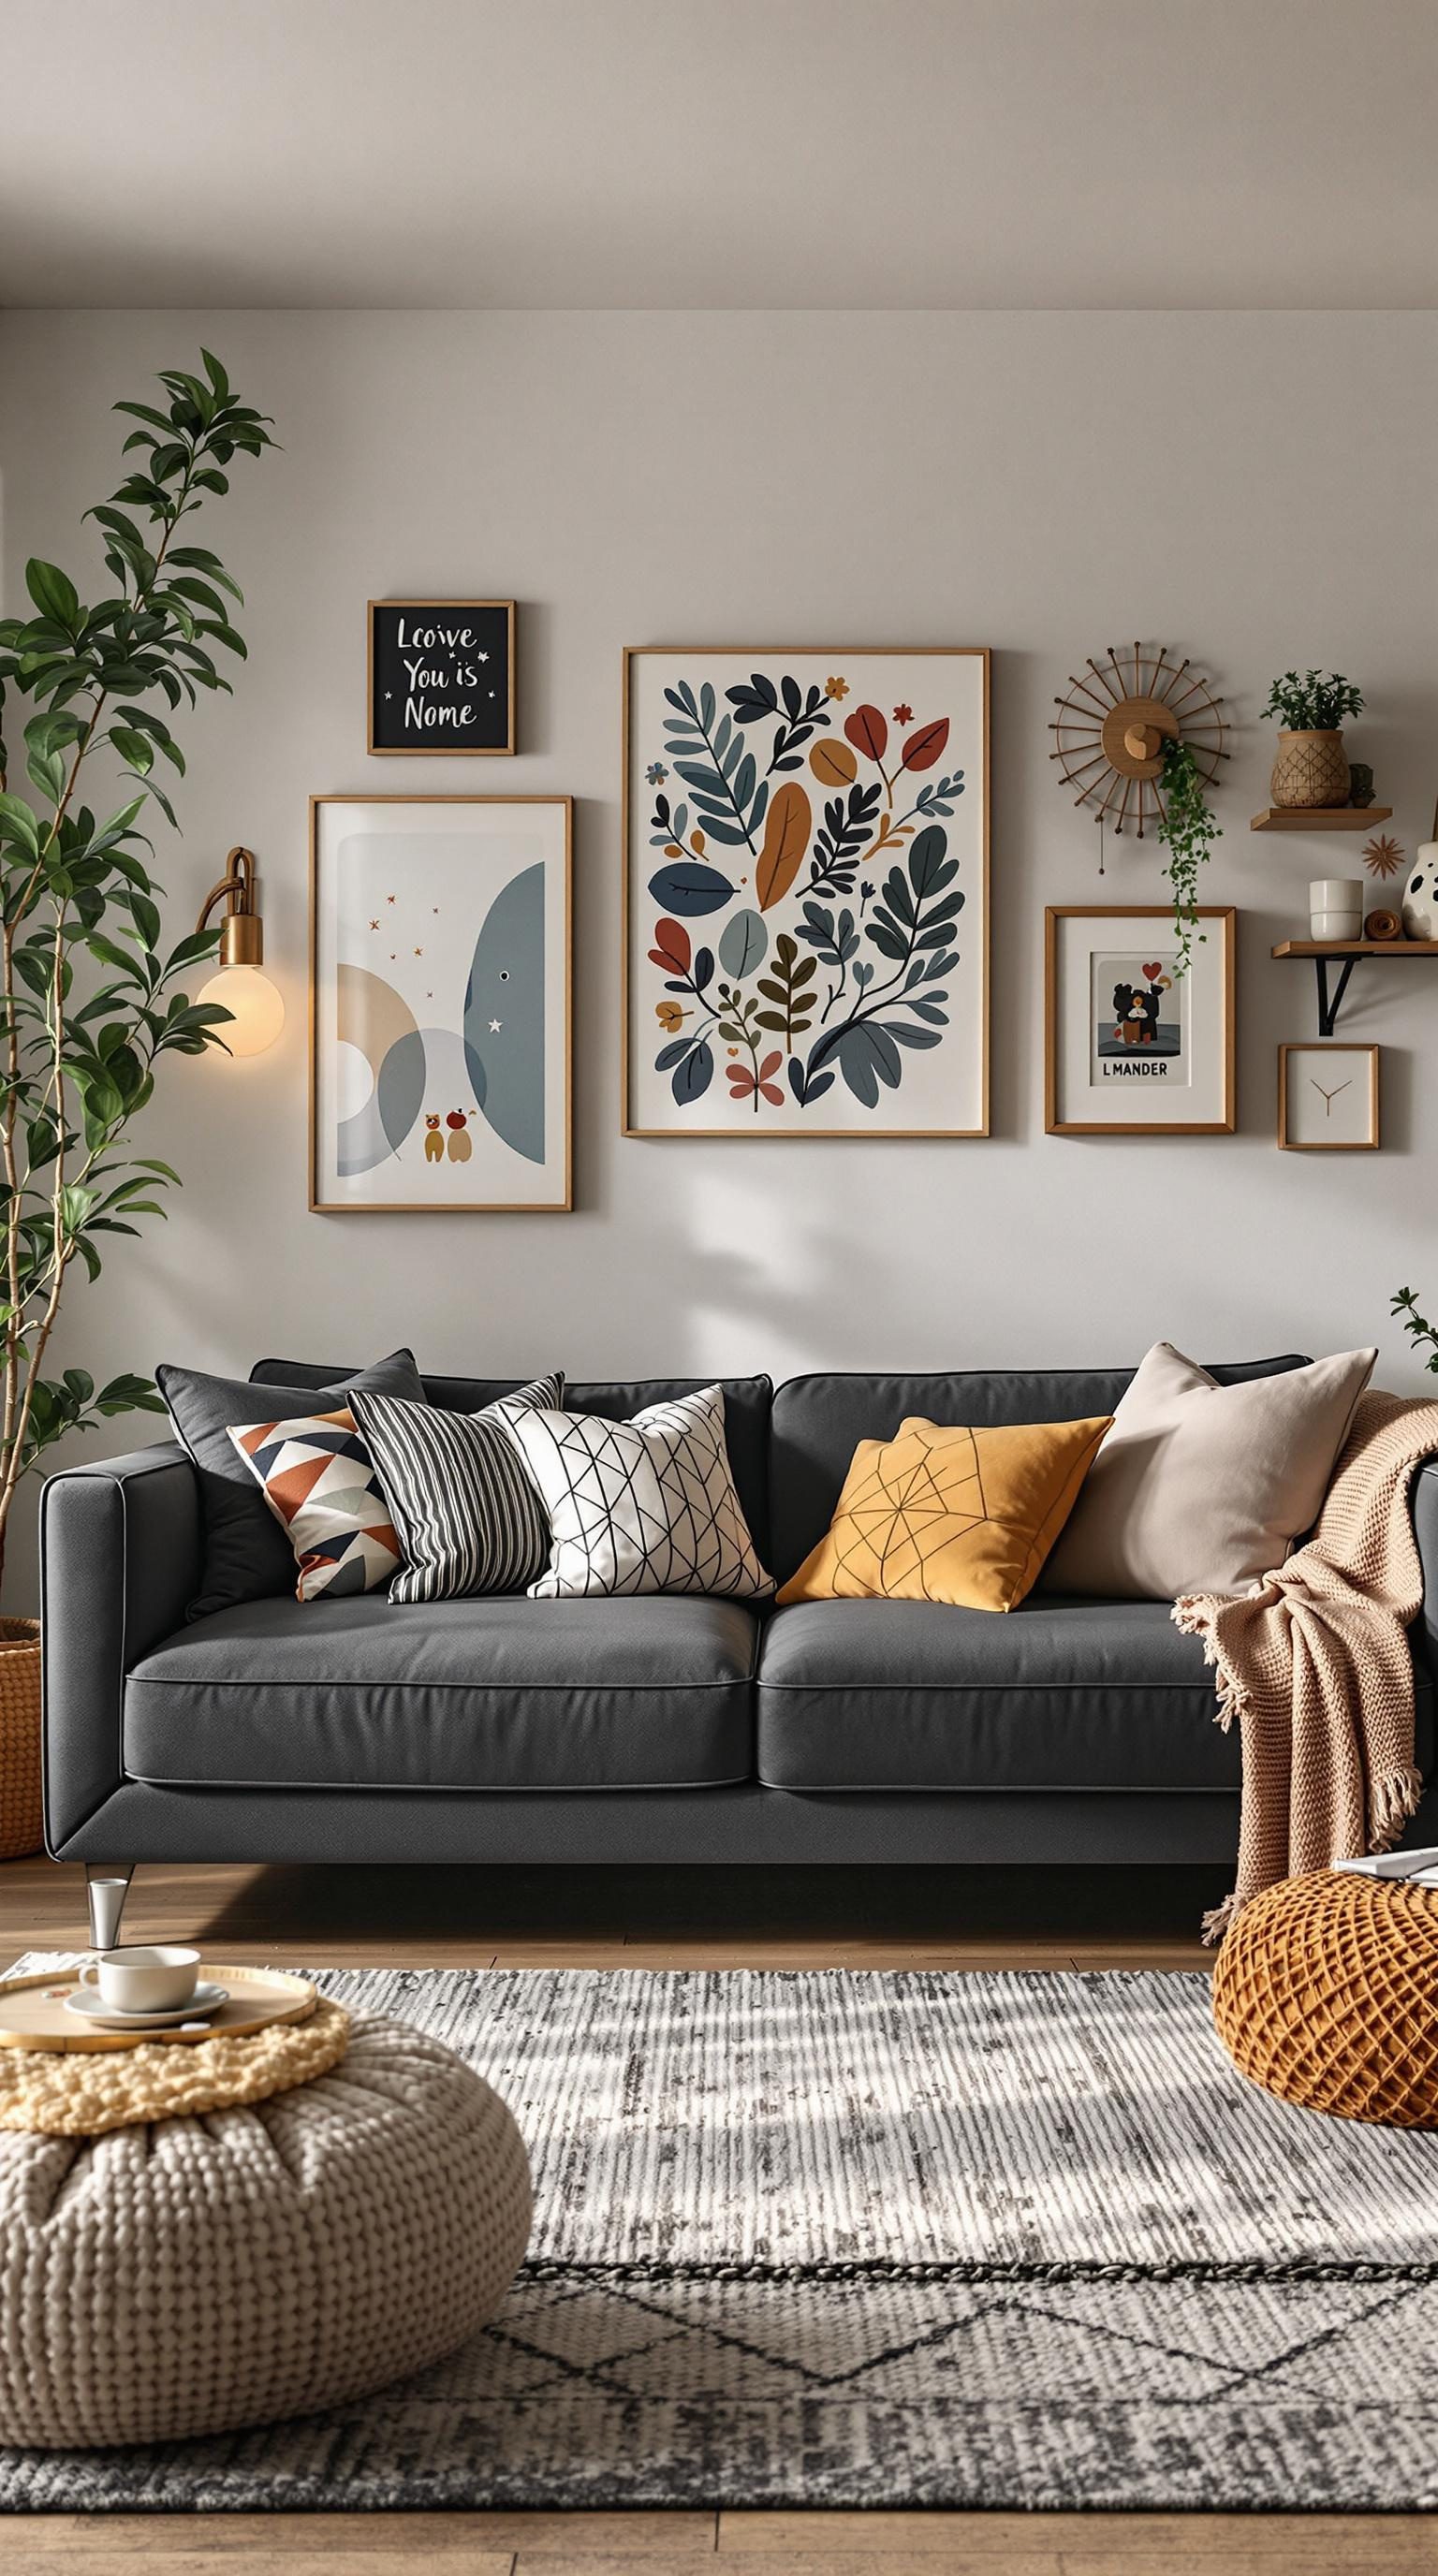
<box><xmin>195</xmin><ymin>845</ymin><xmax>285</xmax><ymax>1057</ymax></box>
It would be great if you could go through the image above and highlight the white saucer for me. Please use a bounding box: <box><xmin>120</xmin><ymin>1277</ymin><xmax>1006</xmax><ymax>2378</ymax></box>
<box><xmin>64</xmin><ymin>1983</ymin><xmax>229</xmax><ymax>2031</ymax></box>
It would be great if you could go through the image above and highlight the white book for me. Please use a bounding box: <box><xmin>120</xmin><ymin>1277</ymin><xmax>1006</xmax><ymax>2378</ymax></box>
<box><xmin>1335</xmin><ymin>1847</ymin><xmax>1438</xmax><ymax>1886</ymax></box>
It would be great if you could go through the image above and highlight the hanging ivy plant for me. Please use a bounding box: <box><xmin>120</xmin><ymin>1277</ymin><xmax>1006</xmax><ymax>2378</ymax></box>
<box><xmin>1156</xmin><ymin>736</ymin><xmax>1221</xmax><ymax>974</ymax></box>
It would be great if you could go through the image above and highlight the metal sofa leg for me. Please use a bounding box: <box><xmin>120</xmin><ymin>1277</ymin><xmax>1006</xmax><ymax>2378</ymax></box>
<box><xmin>85</xmin><ymin>1864</ymin><xmax>135</xmax><ymax>1951</ymax></box>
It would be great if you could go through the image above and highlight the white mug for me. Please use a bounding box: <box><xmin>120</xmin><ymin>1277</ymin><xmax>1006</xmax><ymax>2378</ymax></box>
<box><xmin>80</xmin><ymin>1944</ymin><xmax>199</xmax><ymax>2014</ymax></box>
<box><xmin>1310</xmin><ymin>878</ymin><xmax>1364</xmax><ymax>942</ymax></box>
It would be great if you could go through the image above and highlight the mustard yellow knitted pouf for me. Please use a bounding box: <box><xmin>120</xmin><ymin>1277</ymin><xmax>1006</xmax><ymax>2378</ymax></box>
<box><xmin>1212</xmin><ymin>1868</ymin><xmax>1438</xmax><ymax>2128</ymax></box>
<box><xmin>0</xmin><ymin>2013</ymin><xmax>533</xmax><ymax>2448</ymax></box>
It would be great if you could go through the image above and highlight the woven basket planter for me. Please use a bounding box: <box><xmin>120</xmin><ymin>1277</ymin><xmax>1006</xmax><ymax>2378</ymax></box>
<box><xmin>0</xmin><ymin>1618</ymin><xmax>42</xmax><ymax>1860</ymax></box>
<box><xmin>1212</xmin><ymin>1867</ymin><xmax>1438</xmax><ymax>2129</ymax></box>
<box><xmin>1269</xmin><ymin>728</ymin><xmax>1350</xmax><ymax>810</ymax></box>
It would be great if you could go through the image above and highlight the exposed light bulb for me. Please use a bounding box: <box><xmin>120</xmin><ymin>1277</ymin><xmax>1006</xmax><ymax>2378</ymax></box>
<box><xmin>198</xmin><ymin>963</ymin><xmax>286</xmax><ymax>1059</ymax></box>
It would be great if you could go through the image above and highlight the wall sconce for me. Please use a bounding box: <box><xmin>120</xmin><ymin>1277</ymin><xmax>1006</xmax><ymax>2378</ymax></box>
<box><xmin>195</xmin><ymin>845</ymin><xmax>285</xmax><ymax>1058</ymax></box>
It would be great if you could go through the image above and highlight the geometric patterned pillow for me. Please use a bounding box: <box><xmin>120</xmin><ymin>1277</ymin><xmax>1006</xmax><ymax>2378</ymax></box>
<box><xmin>503</xmin><ymin>1384</ymin><xmax>772</xmax><ymax>1600</ymax></box>
<box><xmin>226</xmin><ymin>1407</ymin><xmax>403</xmax><ymax>1602</ymax></box>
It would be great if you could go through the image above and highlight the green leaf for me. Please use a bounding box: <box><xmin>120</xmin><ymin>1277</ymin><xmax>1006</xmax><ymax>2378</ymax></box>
<box><xmin>97</xmin><ymin>1382</ymin><xmax>166</xmax><ymax>1414</ymax></box>
<box><xmin>0</xmin><ymin>795</ymin><xmax>40</xmax><ymax>856</ymax></box>
<box><xmin>108</xmin><ymin>726</ymin><xmax>154</xmax><ymax>776</ymax></box>
<box><xmin>196</xmin><ymin>619</ymin><xmax>246</xmax><ymax>660</ymax></box>
<box><xmin>25</xmin><ymin>560</ymin><xmax>79</xmax><ymax>627</ymax></box>
<box><xmin>85</xmin><ymin>934</ymin><xmax>145</xmax><ymax>982</ymax></box>
<box><xmin>128</xmin><ymin>889</ymin><xmax>161</xmax><ymax>952</ymax></box>
<box><xmin>26</xmin><ymin>746</ymin><xmax>65</xmax><ymax>803</ymax></box>
<box><xmin>165</xmin><ymin>929</ymin><xmax>221</xmax><ymax>973</ymax></box>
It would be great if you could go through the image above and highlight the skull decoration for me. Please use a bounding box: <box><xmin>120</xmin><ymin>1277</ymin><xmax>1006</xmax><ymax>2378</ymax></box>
<box><xmin>1402</xmin><ymin>848</ymin><xmax>1438</xmax><ymax>943</ymax></box>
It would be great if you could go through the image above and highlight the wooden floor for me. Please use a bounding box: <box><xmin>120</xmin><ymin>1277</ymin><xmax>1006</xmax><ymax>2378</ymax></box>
<box><xmin>3</xmin><ymin>1854</ymin><xmax>1433</xmax><ymax>2573</ymax></box>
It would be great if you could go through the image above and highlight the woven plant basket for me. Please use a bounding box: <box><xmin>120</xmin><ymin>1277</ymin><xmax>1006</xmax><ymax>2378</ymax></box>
<box><xmin>0</xmin><ymin>1617</ymin><xmax>42</xmax><ymax>1860</ymax></box>
<box><xmin>1212</xmin><ymin>1867</ymin><xmax>1438</xmax><ymax>2129</ymax></box>
<box><xmin>1269</xmin><ymin>728</ymin><xmax>1350</xmax><ymax>810</ymax></box>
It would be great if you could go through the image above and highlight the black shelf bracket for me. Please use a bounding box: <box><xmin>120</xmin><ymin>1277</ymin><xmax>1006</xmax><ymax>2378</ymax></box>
<box><xmin>1313</xmin><ymin>952</ymin><xmax>1360</xmax><ymax>1038</ymax></box>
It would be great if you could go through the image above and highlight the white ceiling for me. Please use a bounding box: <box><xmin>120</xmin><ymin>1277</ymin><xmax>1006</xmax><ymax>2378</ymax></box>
<box><xmin>3</xmin><ymin>0</ymin><xmax>1434</xmax><ymax>311</ymax></box>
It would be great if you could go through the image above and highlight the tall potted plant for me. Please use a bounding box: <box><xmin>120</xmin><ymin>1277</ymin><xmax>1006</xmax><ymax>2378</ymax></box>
<box><xmin>0</xmin><ymin>350</ymin><xmax>273</xmax><ymax>1853</ymax></box>
<box><xmin>1261</xmin><ymin>668</ymin><xmax>1364</xmax><ymax>810</ymax></box>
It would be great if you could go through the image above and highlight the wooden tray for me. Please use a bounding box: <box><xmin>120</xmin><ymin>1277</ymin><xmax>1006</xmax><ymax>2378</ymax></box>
<box><xmin>0</xmin><ymin>1964</ymin><xmax>317</xmax><ymax>2054</ymax></box>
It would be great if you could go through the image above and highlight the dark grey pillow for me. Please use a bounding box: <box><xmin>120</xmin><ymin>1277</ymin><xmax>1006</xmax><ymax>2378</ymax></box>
<box><xmin>157</xmin><ymin>1350</ymin><xmax>425</xmax><ymax>1620</ymax></box>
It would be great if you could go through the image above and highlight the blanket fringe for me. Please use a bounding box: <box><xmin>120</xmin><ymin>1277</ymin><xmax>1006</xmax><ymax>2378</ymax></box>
<box><xmin>1370</xmin><ymin>1764</ymin><xmax>1425</xmax><ymax>1852</ymax></box>
<box><xmin>1171</xmin><ymin>1594</ymin><xmax>1252</xmax><ymax>1734</ymax></box>
<box><xmin>1201</xmin><ymin>1891</ymin><xmax>1239</xmax><ymax>1947</ymax></box>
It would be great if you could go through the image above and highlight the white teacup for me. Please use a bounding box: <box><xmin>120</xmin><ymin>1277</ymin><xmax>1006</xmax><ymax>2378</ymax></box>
<box><xmin>79</xmin><ymin>1944</ymin><xmax>200</xmax><ymax>2014</ymax></box>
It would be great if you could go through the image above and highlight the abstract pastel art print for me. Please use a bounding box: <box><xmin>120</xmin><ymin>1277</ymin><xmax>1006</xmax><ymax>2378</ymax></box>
<box><xmin>310</xmin><ymin>796</ymin><xmax>571</xmax><ymax>1211</ymax></box>
<box><xmin>624</xmin><ymin>650</ymin><xmax>990</xmax><ymax>1135</ymax></box>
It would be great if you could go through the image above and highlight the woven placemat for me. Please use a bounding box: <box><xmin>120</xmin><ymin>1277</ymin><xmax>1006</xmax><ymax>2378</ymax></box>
<box><xmin>0</xmin><ymin>1994</ymin><xmax>350</xmax><ymax>2136</ymax></box>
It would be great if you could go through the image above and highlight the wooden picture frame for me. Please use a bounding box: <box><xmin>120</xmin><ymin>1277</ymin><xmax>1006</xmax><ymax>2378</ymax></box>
<box><xmin>1045</xmin><ymin>906</ymin><xmax>1236</xmax><ymax>1136</ymax></box>
<box><xmin>622</xmin><ymin>646</ymin><xmax>990</xmax><ymax>1138</ymax></box>
<box><xmin>367</xmin><ymin>600</ymin><xmax>516</xmax><ymax>755</ymax></box>
<box><xmin>309</xmin><ymin>795</ymin><xmax>571</xmax><ymax>1213</ymax></box>
<box><xmin>1277</xmin><ymin>1043</ymin><xmax>1380</xmax><ymax>1150</ymax></box>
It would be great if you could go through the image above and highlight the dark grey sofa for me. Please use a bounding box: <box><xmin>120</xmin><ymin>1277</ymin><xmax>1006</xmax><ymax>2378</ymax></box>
<box><xmin>41</xmin><ymin>1355</ymin><xmax>1438</xmax><ymax>1933</ymax></box>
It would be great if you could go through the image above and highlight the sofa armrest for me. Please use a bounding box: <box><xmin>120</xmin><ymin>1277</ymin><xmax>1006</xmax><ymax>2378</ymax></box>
<box><xmin>40</xmin><ymin>1442</ymin><xmax>200</xmax><ymax>1853</ymax></box>
<box><xmin>1412</xmin><ymin>1457</ymin><xmax>1438</xmax><ymax>1685</ymax></box>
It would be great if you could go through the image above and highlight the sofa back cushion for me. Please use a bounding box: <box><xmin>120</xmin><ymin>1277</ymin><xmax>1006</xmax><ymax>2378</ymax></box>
<box><xmin>252</xmin><ymin>1364</ymin><xmax>774</xmax><ymax>1569</ymax></box>
<box><xmin>767</xmin><ymin>1360</ymin><xmax>1311</xmax><ymax>1587</ymax></box>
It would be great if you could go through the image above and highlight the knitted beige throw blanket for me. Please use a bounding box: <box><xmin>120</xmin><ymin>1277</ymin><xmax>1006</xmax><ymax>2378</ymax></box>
<box><xmin>1173</xmin><ymin>1390</ymin><xmax>1438</xmax><ymax>1943</ymax></box>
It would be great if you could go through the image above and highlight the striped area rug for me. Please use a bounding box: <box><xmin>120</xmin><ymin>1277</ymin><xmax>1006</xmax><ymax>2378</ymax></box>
<box><xmin>5</xmin><ymin>1964</ymin><xmax>1438</xmax><ymax>2511</ymax></box>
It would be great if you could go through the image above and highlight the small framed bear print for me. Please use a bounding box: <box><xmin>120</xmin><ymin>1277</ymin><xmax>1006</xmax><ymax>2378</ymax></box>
<box><xmin>1278</xmin><ymin>1044</ymin><xmax>1380</xmax><ymax>1151</ymax></box>
<box><xmin>1045</xmin><ymin>906</ymin><xmax>1236</xmax><ymax>1135</ymax></box>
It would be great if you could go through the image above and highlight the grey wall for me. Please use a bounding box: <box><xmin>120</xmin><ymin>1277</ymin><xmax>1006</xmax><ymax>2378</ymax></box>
<box><xmin>1</xmin><ymin>310</ymin><xmax>1435</xmax><ymax>1606</ymax></box>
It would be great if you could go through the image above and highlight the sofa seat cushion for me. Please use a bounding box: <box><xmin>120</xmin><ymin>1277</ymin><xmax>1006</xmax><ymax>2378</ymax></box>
<box><xmin>124</xmin><ymin>1596</ymin><xmax>758</xmax><ymax>1793</ymax></box>
<box><xmin>760</xmin><ymin>1595</ymin><xmax>1246</xmax><ymax>1793</ymax></box>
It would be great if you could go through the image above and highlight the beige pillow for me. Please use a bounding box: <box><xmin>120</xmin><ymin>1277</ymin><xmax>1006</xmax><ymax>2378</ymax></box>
<box><xmin>1043</xmin><ymin>1341</ymin><xmax>1376</xmax><ymax>1601</ymax></box>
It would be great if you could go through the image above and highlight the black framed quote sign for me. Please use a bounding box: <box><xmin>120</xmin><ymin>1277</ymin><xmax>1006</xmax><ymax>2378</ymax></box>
<box><xmin>367</xmin><ymin>599</ymin><xmax>516</xmax><ymax>755</ymax></box>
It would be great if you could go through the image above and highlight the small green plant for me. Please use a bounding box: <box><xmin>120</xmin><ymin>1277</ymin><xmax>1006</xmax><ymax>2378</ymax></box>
<box><xmin>1262</xmin><ymin>669</ymin><xmax>1365</xmax><ymax>731</ymax></box>
<box><xmin>1155</xmin><ymin>736</ymin><xmax>1221</xmax><ymax>975</ymax></box>
<box><xmin>1392</xmin><ymin>1286</ymin><xmax>1438</xmax><ymax>1375</ymax></box>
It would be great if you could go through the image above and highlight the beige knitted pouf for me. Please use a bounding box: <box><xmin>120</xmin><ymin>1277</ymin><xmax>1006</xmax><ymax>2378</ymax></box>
<box><xmin>0</xmin><ymin>2013</ymin><xmax>532</xmax><ymax>2448</ymax></box>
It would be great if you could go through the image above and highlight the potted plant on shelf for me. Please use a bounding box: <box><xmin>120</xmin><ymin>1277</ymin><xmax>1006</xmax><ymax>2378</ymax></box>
<box><xmin>0</xmin><ymin>351</ymin><xmax>273</xmax><ymax>1857</ymax></box>
<box><xmin>1261</xmin><ymin>668</ymin><xmax>1365</xmax><ymax>811</ymax></box>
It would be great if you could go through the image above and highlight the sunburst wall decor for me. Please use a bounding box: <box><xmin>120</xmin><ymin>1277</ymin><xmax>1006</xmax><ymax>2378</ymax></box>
<box><xmin>1050</xmin><ymin>644</ymin><xmax>1227</xmax><ymax>847</ymax></box>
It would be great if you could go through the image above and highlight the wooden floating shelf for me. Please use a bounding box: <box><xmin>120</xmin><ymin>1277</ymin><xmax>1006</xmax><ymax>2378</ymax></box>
<box><xmin>1251</xmin><ymin>807</ymin><xmax>1392</xmax><ymax>831</ymax></box>
<box><xmin>1271</xmin><ymin>940</ymin><xmax>1438</xmax><ymax>958</ymax></box>
<box><xmin>1271</xmin><ymin>936</ymin><xmax>1438</xmax><ymax>1036</ymax></box>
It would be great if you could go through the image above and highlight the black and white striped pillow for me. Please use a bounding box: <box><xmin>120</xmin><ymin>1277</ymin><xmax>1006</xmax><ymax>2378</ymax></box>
<box><xmin>350</xmin><ymin>1374</ymin><xmax>563</xmax><ymax>1603</ymax></box>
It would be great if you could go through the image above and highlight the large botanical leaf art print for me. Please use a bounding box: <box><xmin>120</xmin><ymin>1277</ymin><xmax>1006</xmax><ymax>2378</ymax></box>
<box><xmin>627</xmin><ymin>652</ymin><xmax>988</xmax><ymax>1135</ymax></box>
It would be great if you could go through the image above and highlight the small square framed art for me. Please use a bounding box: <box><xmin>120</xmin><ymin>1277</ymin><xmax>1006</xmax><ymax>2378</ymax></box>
<box><xmin>367</xmin><ymin>600</ymin><xmax>516</xmax><ymax>754</ymax></box>
<box><xmin>309</xmin><ymin>795</ymin><xmax>571</xmax><ymax>1213</ymax></box>
<box><xmin>1277</xmin><ymin>1043</ymin><xmax>1380</xmax><ymax>1150</ymax></box>
<box><xmin>1045</xmin><ymin>906</ymin><xmax>1236</xmax><ymax>1136</ymax></box>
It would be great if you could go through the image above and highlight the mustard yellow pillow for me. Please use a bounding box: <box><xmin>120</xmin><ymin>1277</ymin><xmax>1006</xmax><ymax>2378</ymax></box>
<box><xmin>777</xmin><ymin>1414</ymin><xmax>1112</xmax><ymax>1613</ymax></box>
